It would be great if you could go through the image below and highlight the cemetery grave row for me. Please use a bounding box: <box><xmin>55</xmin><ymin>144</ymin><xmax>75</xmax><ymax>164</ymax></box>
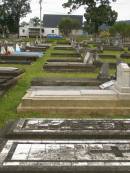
<box><xmin>0</xmin><ymin>38</ymin><xmax>130</xmax><ymax>172</ymax></box>
<box><xmin>0</xmin><ymin>42</ymin><xmax>51</xmax><ymax>64</ymax></box>
<box><xmin>17</xmin><ymin>63</ymin><xmax>130</xmax><ymax>116</ymax></box>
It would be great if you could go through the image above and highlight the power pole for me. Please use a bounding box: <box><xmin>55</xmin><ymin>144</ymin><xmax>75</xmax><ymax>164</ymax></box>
<box><xmin>39</xmin><ymin>0</ymin><xmax>42</xmax><ymax>41</ymax></box>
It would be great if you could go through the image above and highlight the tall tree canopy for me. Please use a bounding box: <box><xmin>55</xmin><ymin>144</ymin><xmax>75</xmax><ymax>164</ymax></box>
<box><xmin>109</xmin><ymin>22</ymin><xmax>130</xmax><ymax>42</ymax></box>
<box><xmin>0</xmin><ymin>2</ymin><xmax>9</xmax><ymax>37</ymax></box>
<box><xmin>59</xmin><ymin>18</ymin><xmax>80</xmax><ymax>36</ymax></box>
<box><xmin>84</xmin><ymin>4</ymin><xmax>117</xmax><ymax>34</ymax></box>
<box><xmin>31</xmin><ymin>17</ymin><xmax>41</xmax><ymax>26</ymax></box>
<box><xmin>63</xmin><ymin>0</ymin><xmax>116</xmax><ymax>10</ymax></box>
<box><xmin>63</xmin><ymin>0</ymin><xmax>117</xmax><ymax>34</ymax></box>
<box><xmin>0</xmin><ymin>0</ymin><xmax>31</xmax><ymax>35</ymax></box>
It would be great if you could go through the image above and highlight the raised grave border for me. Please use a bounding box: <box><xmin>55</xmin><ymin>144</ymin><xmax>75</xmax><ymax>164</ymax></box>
<box><xmin>31</xmin><ymin>78</ymin><xmax>104</xmax><ymax>86</ymax></box>
<box><xmin>51</xmin><ymin>52</ymin><xmax>80</xmax><ymax>57</ymax></box>
<box><xmin>1</xmin><ymin>139</ymin><xmax>130</xmax><ymax>173</ymax></box>
<box><xmin>5</xmin><ymin>119</ymin><xmax>130</xmax><ymax>139</ymax></box>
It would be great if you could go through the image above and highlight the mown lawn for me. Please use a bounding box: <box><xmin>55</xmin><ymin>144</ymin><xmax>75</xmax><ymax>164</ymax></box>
<box><xmin>0</xmin><ymin>46</ymin><xmax>129</xmax><ymax>127</ymax></box>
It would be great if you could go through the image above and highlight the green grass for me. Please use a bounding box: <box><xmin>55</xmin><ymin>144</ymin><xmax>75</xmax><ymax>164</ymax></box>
<box><xmin>0</xmin><ymin>47</ymin><xmax>98</xmax><ymax>127</ymax></box>
<box><xmin>0</xmin><ymin>47</ymin><xmax>130</xmax><ymax>127</ymax></box>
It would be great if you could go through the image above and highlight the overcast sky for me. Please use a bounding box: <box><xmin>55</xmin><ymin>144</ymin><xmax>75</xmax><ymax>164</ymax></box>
<box><xmin>21</xmin><ymin>0</ymin><xmax>130</xmax><ymax>22</ymax></box>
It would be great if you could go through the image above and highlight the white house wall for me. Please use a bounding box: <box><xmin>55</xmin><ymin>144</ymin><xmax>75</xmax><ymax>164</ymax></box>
<box><xmin>19</xmin><ymin>26</ymin><xmax>83</xmax><ymax>37</ymax></box>
<box><xmin>71</xmin><ymin>29</ymin><xmax>83</xmax><ymax>35</ymax></box>
<box><xmin>19</xmin><ymin>26</ymin><xmax>29</xmax><ymax>37</ymax></box>
<box><xmin>43</xmin><ymin>28</ymin><xmax>83</xmax><ymax>36</ymax></box>
<box><xmin>43</xmin><ymin>28</ymin><xmax>59</xmax><ymax>36</ymax></box>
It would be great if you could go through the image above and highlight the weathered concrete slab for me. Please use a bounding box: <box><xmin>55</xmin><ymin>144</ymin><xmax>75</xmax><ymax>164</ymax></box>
<box><xmin>0</xmin><ymin>55</ymin><xmax>38</xmax><ymax>61</ymax></box>
<box><xmin>0</xmin><ymin>67</ymin><xmax>24</xmax><ymax>77</ymax></box>
<box><xmin>18</xmin><ymin>63</ymin><xmax>130</xmax><ymax>115</ymax></box>
<box><xmin>51</xmin><ymin>52</ymin><xmax>80</xmax><ymax>57</ymax></box>
<box><xmin>43</xmin><ymin>63</ymin><xmax>96</xmax><ymax>72</ymax></box>
<box><xmin>47</xmin><ymin>57</ymin><xmax>82</xmax><ymax>63</ymax></box>
<box><xmin>17</xmin><ymin>86</ymin><xmax>130</xmax><ymax>115</ymax></box>
<box><xmin>6</xmin><ymin>119</ymin><xmax>130</xmax><ymax>139</ymax></box>
<box><xmin>25</xmin><ymin>46</ymin><xmax>47</xmax><ymax>52</ymax></box>
<box><xmin>31</xmin><ymin>78</ymin><xmax>103</xmax><ymax>86</ymax></box>
<box><xmin>0</xmin><ymin>77</ymin><xmax>17</xmax><ymax>89</ymax></box>
<box><xmin>99</xmin><ymin>54</ymin><xmax>116</xmax><ymax>59</ymax></box>
<box><xmin>0</xmin><ymin>60</ymin><xmax>32</xmax><ymax>65</ymax></box>
<box><xmin>1</xmin><ymin>140</ymin><xmax>130</xmax><ymax>172</ymax></box>
<box><xmin>120</xmin><ymin>53</ymin><xmax>130</xmax><ymax>58</ymax></box>
<box><xmin>0</xmin><ymin>67</ymin><xmax>24</xmax><ymax>94</ymax></box>
<box><xmin>54</xmin><ymin>45</ymin><xmax>74</xmax><ymax>50</ymax></box>
<box><xmin>103</xmin><ymin>46</ymin><xmax>124</xmax><ymax>51</ymax></box>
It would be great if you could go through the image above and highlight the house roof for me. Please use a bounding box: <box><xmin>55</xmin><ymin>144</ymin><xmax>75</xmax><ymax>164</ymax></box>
<box><xmin>43</xmin><ymin>14</ymin><xmax>83</xmax><ymax>28</ymax></box>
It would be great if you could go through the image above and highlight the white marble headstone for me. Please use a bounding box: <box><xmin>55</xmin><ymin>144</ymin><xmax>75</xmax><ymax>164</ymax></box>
<box><xmin>83</xmin><ymin>52</ymin><xmax>90</xmax><ymax>64</ymax></box>
<box><xmin>114</xmin><ymin>63</ymin><xmax>130</xmax><ymax>93</ymax></box>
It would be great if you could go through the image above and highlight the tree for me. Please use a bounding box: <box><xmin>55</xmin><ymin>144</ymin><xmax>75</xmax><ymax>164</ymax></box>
<box><xmin>109</xmin><ymin>22</ymin><xmax>130</xmax><ymax>42</ymax></box>
<box><xmin>31</xmin><ymin>17</ymin><xmax>40</xmax><ymax>26</ymax></box>
<box><xmin>0</xmin><ymin>0</ymin><xmax>31</xmax><ymax>34</ymax></box>
<box><xmin>84</xmin><ymin>4</ymin><xmax>117</xmax><ymax>34</ymax></box>
<box><xmin>63</xmin><ymin>0</ymin><xmax>117</xmax><ymax>34</ymax></box>
<box><xmin>59</xmin><ymin>18</ymin><xmax>80</xmax><ymax>36</ymax></box>
<box><xmin>0</xmin><ymin>2</ymin><xmax>9</xmax><ymax>37</ymax></box>
<box><xmin>63</xmin><ymin>0</ymin><xmax>117</xmax><ymax>10</ymax></box>
<box><xmin>20</xmin><ymin>21</ymin><xmax>29</xmax><ymax>27</ymax></box>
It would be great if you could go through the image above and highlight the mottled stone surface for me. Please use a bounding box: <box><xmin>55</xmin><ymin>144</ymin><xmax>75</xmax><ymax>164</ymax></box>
<box><xmin>0</xmin><ymin>67</ymin><xmax>24</xmax><ymax>95</ymax></box>
<box><xmin>17</xmin><ymin>85</ymin><xmax>130</xmax><ymax>115</ymax></box>
<box><xmin>51</xmin><ymin>52</ymin><xmax>80</xmax><ymax>57</ymax></box>
<box><xmin>31</xmin><ymin>77</ymin><xmax>103</xmax><ymax>86</ymax></box>
<box><xmin>103</xmin><ymin>46</ymin><xmax>124</xmax><ymax>51</ymax></box>
<box><xmin>6</xmin><ymin>119</ymin><xmax>130</xmax><ymax>139</ymax></box>
<box><xmin>43</xmin><ymin>63</ymin><xmax>96</xmax><ymax>72</ymax></box>
<box><xmin>1</xmin><ymin>140</ymin><xmax>130</xmax><ymax>172</ymax></box>
<box><xmin>114</xmin><ymin>63</ymin><xmax>130</xmax><ymax>93</ymax></box>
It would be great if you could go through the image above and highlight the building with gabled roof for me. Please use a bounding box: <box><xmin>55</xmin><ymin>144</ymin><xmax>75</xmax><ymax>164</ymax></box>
<box><xmin>19</xmin><ymin>14</ymin><xmax>83</xmax><ymax>37</ymax></box>
<box><xmin>43</xmin><ymin>14</ymin><xmax>83</xmax><ymax>36</ymax></box>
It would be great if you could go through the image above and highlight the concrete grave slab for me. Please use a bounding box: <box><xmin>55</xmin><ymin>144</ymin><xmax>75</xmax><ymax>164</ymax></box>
<box><xmin>43</xmin><ymin>63</ymin><xmax>96</xmax><ymax>72</ymax></box>
<box><xmin>6</xmin><ymin>119</ymin><xmax>130</xmax><ymax>139</ymax></box>
<box><xmin>1</xmin><ymin>140</ymin><xmax>130</xmax><ymax>172</ymax></box>
<box><xmin>47</xmin><ymin>57</ymin><xmax>82</xmax><ymax>63</ymax></box>
<box><xmin>54</xmin><ymin>45</ymin><xmax>74</xmax><ymax>50</ymax></box>
<box><xmin>31</xmin><ymin>77</ymin><xmax>103</xmax><ymax>86</ymax></box>
<box><xmin>17</xmin><ymin>86</ymin><xmax>130</xmax><ymax>115</ymax></box>
<box><xmin>51</xmin><ymin>52</ymin><xmax>80</xmax><ymax>57</ymax></box>
<box><xmin>18</xmin><ymin>63</ymin><xmax>130</xmax><ymax>115</ymax></box>
<box><xmin>103</xmin><ymin>46</ymin><xmax>124</xmax><ymax>51</ymax></box>
<box><xmin>0</xmin><ymin>67</ymin><xmax>24</xmax><ymax>77</ymax></box>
